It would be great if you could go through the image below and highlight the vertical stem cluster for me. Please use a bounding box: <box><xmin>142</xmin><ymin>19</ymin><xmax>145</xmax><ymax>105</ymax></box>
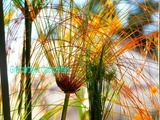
<box><xmin>86</xmin><ymin>50</ymin><xmax>104</xmax><ymax>120</ymax></box>
<box><xmin>0</xmin><ymin>1</ymin><xmax>11</xmax><ymax>120</ymax></box>
<box><xmin>86</xmin><ymin>45</ymin><xmax>115</xmax><ymax>120</ymax></box>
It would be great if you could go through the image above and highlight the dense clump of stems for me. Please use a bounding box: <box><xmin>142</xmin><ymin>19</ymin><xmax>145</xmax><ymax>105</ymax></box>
<box><xmin>86</xmin><ymin>44</ymin><xmax>117</xmax><ymax>120</ymax></box>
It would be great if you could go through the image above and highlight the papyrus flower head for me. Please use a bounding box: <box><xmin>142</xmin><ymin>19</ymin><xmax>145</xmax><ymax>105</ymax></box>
<box><xmin>55</xmin><ymin>73</ymin><xmax>83</xmax><ymax>94</ymax></box>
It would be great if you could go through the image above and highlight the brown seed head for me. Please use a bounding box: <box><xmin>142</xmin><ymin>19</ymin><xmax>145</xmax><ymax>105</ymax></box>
<box><xmin>55</xmin><ymin>73</ymin><xmax>83</xmax><ymax>93</ymax></box>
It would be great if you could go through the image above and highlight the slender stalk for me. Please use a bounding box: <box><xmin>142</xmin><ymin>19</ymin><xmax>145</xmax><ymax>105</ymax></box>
<box><xmin>61</xmin><ymin>93</ymin><xmax>70</xmax><ymax>120</ymax></box>
<box><xmin>0</xmin><ymin>1</ymin><xmax>11</xmax><ymax>120</ymax></box>
<box><xmin>24</xmin><ymin>0</ymin><xmax>32</xmax><ymax>119</ymax></box>
<box><xmin>69</xmin><ymin>0</ymin><xmax>73</xmax><ymax>67</ymax></box>
<box><xmin>18</xmin><ymin>32</ymin><xmax>26</xmax><ymax>115</ymax></box>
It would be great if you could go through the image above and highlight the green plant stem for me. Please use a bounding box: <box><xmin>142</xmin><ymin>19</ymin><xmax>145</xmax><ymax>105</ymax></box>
<box><xmin>24</xmin><ymin>0</ymin><xmax>32</xmax><ymax>120</ymax></box>
<box><xmin>0</xmin><ymin>1</ymin><xmax>11</xmax><ymax>120</ymax></box>
<box><xmin>18</xmin><ymin>33</ymin><xmax>26</xmax><ymax>116</ymax></box>
<box><xmin>61</xmin><ymin>93</ymin><xmax>70</xmax><ymax>120</ymax></box>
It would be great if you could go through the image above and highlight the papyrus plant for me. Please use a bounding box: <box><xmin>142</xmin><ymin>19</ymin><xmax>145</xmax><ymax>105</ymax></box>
<box><xmin>1</xmin><ymin>0</ymin><xmax>159</xmax><ymax>120</ymax></box>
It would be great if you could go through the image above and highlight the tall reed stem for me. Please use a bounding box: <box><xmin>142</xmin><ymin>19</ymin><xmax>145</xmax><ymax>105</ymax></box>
<box><xmin>0</xmin><ymin>1</ymin><xmax>11</xmax><ymax>120</ymax></box>
<box><xmin>61</xmin><ymin>93</ymin><xmax>70</xmax><ymax>120</ymax></box>
<box><xmin>24</xmin><ymin>0</ymin><xmax>32</xmax><ymax>119</ymax></box>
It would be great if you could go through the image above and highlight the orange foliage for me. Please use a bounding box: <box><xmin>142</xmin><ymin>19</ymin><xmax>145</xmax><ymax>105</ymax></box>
<box><xmin>149</xmin><ymin>86</ymin><xmax>158</xmax><ymax>95</ymax></box>
<box><xmin>133</xmin><ymin>108</ymin><xmax>152</xmax><ymax>120</ymax></box>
